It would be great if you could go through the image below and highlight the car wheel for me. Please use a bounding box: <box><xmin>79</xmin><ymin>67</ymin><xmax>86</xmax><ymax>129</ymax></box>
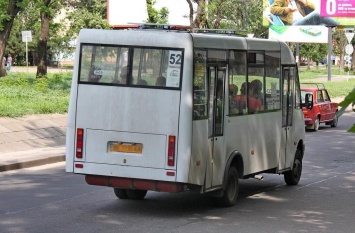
<box><xmin>313</xmin><ymin>117</ymin><xmax>320</xmax><ymax>131</ymax></box>
<box><xmin>330</xmin><ymin>115</ymin><xmax>338</xmax><ymax>127</ymax></box>
<box><xmin>114</xmin><ymin>188</ymin><xmax>129</xmax><ymax>199</ymax></box>
<box><xmin>216</xmin><ymin>166</ymin><xmax>239</xmax><ymax>207</ymax></box>
<box><xmin>126</xmin><ymin>190</ymin><xmax>148</xmax><ymax>200</ymax></box>
<box><xmin>284</xmin><ymin>150</ymin><xmax>302</xmax><ymax>185</ymax></box>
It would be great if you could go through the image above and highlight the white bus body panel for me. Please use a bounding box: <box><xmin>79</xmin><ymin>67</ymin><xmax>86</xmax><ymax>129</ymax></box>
<box><xmin>66</xmin><ymin>29</ymin><xmax>194</xmax><ymax>184</ymax></box>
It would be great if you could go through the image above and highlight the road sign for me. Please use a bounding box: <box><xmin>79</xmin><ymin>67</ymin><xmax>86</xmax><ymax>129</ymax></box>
<box><xmin>345</xmin><ymin>32</ymin><xmax>355</xmax><ymax>43</ymax></box>
<box><xmin>21</xmin><ymin>31</ymin><xmax>32</xmax><ymax>42</ymax></box>
<box><xmin>345</xmin><ymin>44</ymin><xmax>354</xmax><ymax>55</ymax></box>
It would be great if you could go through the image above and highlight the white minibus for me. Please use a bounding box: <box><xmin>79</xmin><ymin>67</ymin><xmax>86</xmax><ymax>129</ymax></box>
<box><xmin>66</xmin><ymin>25</ymin><xmax>307</xmax><ymax>206</ymax></box>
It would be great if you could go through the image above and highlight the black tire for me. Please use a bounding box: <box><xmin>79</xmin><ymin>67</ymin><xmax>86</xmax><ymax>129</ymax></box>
<box><xmin>217</xmin><ymin>166</ymin><xmax>239</xmax><ymax>207</ymax></box>
<box><xmin>330</xmin><ymin>115</ymin><xmax>338</xmax><ymax>127</ymax></box>
<box><xmin>126</xmin><ymin>190</ymin><xmax>148</xmax><ymax>200</ymax></box>
<box><xmin>284</xmin><ymin>150</ymin><xmax>302</xmax><ymax>185</ymax></box>
<box><xmin>114</xmin><ymin>188</ymin><xmax>129</xmax><ymax>199</ymax></box>
<box><xmin>313</xmin><ymin>117</ymin><xmax>320</xmax><ymax>131</ymax></box>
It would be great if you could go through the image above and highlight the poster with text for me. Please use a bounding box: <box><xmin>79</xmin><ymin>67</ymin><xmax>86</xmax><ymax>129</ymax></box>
<box><xmin>263</xmin><ymin>0</ymin><xmax>355</xmax><ymax>26</ymax></box>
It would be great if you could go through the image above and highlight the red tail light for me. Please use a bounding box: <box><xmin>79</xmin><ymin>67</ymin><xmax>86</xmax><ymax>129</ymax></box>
<box><xmin>76</xmin><ymin>128</ymin><xmax>84</xmax><ymax>158</ymax></box>
<box><xmin>167</xmin><ymin>135</ymin><xmax>176</xmax><ymax>166</ymax></box>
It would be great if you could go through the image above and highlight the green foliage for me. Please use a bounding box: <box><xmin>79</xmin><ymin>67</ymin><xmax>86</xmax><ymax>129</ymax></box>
<box><xmin>337</xmin><ymin>88</ymin><xmax>355</xmax><ymax>127</ymax></box>
<box><xmin>299</xmin><ymin>43</ymin><xmax>328</xmax><ymax>67</ymax></box>
<box><xmin>203</xmin><ymin>0</ymin><xmax>267</xmax><ymax>38</ymax></box>
<box><xmin>146</xmin><ymin>0</ymin><xmax>169</xmax><ymax>24</ymax></box>
<box><xmin>65</xmin><ymin>4</ymin><xmax>110</xmax><ymax>43</ymax></box>
<box><xmin>0</xmin><ymin>72</ymin><xmax>72</xmax><ymax>117</ymax></box>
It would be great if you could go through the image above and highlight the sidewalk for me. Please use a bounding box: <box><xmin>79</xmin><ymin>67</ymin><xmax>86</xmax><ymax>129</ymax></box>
<box><xmin>0</xmin><ymin>101</ymin><xmax>353</xmax><ymax>172</ymax></box>
<box><xmin>0</xmin><ymin>114</ymin><xmax>66</xmax><ymax>172</ymax></box>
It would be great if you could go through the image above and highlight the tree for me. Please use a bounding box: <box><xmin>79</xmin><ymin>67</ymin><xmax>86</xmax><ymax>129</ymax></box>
<box><xmin>36</xmin><ymin>0</ymin><xmax>51</xmax><ymax>77</ymax></box>
<box><xmin>65</xmin><ymin>0</ymin><xmax>110</xmax><ymax>39</ymax></box>
<box><xmin>146</xmin><ymin>0</ymin><xmax>169</xmax><ymax>24</ymax></box>
<box><xmin>185</xmin><ymin>0</ymin><xmax>268</xmax><ymax>38</ymax></box>
<box><xmin>186</xmin><ymin>0</ymin><xmax>205</xmax><ymax>28</ymax></box>
<box><xmin>333</xmin><ymin>30</ymin><xmax>347</xmax><ymax>70</ymax></box>
<box><xmin>299</xmin><ymin>43</ymin><xmax>327</xmax><ymax>69</ymax></box>
<box><xmin>0</xmin><ymin>0</ymin><xmax>27</xmax><ymax>76</ymax></box>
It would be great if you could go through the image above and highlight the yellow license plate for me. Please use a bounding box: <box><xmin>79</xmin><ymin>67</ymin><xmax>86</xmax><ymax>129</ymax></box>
<box><xmin>109</xmin><ymin>142</ymin><xmax>143</xmax><ymax>153</ymax></box>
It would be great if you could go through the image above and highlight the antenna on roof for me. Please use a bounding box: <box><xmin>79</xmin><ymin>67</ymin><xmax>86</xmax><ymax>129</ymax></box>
<box><xmin>120</xmin><ymin>23</ymin><xmax>192</xmax><ymax>31</ymax></box>
<box><xmin>192</xmin><ymin>28</ymin><xmax>247</xmax><ymax>37</ymax></box>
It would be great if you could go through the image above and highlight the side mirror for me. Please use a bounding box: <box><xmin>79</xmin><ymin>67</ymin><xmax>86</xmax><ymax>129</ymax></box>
<box><xmin>305</xmin><ymin>93</ymin><xmax>313</xmax><ymax>110</ymax></box>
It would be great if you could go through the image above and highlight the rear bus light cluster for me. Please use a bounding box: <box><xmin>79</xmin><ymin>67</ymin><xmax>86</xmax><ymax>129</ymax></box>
<box><xmin>76</xmin><ymin>128</ymin><xmax>84</xmax><ymax>158</ymax></box>
<box><xmin>168</xmin><ymin>135</ymin><xmax>176</xmax><ymax>166</ymax></box>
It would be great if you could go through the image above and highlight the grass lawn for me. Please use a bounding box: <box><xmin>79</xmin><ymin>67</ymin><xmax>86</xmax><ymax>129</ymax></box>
<box><xmin>0</xmin><ymin>67</ymin><xmax>353</xmax><ymax>117</ymax></box>
<box><xmin>0</xmin><ymin>72</ymin><xmax>72</xmax><ymax>117</ymax></box>
<box><xmin>299</xmin><ymin>67</ymin><xmax>355</xmax><ymax>98</ymax></box>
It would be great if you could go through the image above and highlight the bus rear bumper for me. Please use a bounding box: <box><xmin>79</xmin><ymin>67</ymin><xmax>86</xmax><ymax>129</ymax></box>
<box><xmin>85</xmin><ymin>175</ymin><xmax>196</xmax><ymax>193</ymax></box>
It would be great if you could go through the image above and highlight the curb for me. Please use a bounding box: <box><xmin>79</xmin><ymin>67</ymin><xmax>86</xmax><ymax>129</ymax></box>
<box><xmin>0</xmin><ymin>154</ymin><xmax>65</xmax><ymax>172</ymax></box>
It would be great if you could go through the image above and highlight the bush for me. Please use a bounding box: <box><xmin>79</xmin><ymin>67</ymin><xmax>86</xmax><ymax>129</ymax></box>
<box><xmin>0</xmin><ymin>72</ymin><xmax>72</xmax><ymax>117</ymax></box>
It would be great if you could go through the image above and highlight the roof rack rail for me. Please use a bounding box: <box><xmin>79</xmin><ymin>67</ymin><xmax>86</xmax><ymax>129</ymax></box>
<box><xmin>300</xmin><ymin>83</ymin><xmax>326</xmax><ymax>90</ymax></box>
<box><xmin>192</xmin><ymin>28</ymin><xmax>247</xmax><ymax>37</ymax></box>
<box><xmin>118</xmin><ymin>23</ymin><xmax>191</xmax><ymax>31</ymax></box>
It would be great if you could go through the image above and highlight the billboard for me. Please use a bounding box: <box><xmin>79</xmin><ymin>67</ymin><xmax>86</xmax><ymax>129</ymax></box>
<box><xmin>263</xmin><ymin>0</ymin><xmax>355</xmax><ymax>27</ymax></box>
<box><xmin>107</xmin><ymin>0</ymin><xmax>195</xmax><ymax>27</ymax></box>
<box><xmin>107</xmin><ymin>0</ymin><xmax>148</xmax><ymax>27</ymax></box>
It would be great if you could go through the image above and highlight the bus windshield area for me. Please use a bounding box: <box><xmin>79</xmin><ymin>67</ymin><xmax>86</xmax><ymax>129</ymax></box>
<box><xmin>78</xmin><ymin>44</ymin><xmax>184</xmax><ymax>89</ymax></box>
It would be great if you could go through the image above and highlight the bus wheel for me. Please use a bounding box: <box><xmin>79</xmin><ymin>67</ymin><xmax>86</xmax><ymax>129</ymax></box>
<box><xmin>284</xmin><ymin>150</ymin><xmax>302</xmax><ymax>185</ymax></box>
<box><xmin>217</xmin><ymin>166</ymin><xmax>239</xmax><ymax>207</ymax></box>
<box><xmin>114</xmin><ymin>188</ymin><xmax>129</xmax><ymax>199</ymax></box>
<box><xmin>126</xmin><ymin>190</ymin><xmax>148</xmax><ymax>200</ymax></box>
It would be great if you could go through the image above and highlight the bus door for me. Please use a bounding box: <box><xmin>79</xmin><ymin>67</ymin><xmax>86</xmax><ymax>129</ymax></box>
<box><xmin>279</xmin><ymin>66</ymin><xmax>295</xmax><ymax>170</ymax></box>
<box><xmin>205</xmin><ymin>65</ymin><xmax>226</xmax><ymax>189</ymax></box>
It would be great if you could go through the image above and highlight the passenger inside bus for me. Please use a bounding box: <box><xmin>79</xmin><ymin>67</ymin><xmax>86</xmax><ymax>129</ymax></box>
<box><xmin>237</xmin><ymin>82</ymin><xmax>262</xmax><ymax>114</ymax></box>
<box><xmin>229</xmin><ymin>84</ymin><xmax>239</xmax><ymax>114</ymax></box>
<box><xmin>137</xmin><ymin>79</ymin><xmax>148</xmax><ymax>85</ymax></box>
<box><xmin>155</xmin><ymin>76</ymin><xmax>166</xmax><ymax>86</ymax></box>
<box><xmin>251</xmin><ymin>79</ymin><xmax>264</xmax><ymax>106</ymax></box>
<box><xmin>248</xmin><ymin>83</ymin><xmax>263</xmax><ymax>113</ymax></box>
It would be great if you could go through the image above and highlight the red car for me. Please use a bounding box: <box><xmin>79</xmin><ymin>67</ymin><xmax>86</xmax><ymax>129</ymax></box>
<box><xmin>301</xmin><ymin>83</ymin><xmax>338</xmax><ymax>131</ymax></box>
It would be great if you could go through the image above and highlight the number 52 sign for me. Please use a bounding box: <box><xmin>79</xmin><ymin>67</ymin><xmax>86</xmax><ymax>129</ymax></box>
<box><xmin>320</xmin><ymin>0</ymin><xmax>355</xmax><ymax>17</ymax></box>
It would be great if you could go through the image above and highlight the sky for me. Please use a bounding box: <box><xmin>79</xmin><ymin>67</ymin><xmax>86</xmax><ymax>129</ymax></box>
<box><xmin>107</xmin><ymin>0</ymin><xmax>195</xmax><ymax>26</ymax></box>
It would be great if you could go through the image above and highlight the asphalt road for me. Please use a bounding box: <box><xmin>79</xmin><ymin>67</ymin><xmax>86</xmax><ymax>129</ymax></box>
<box><xmin>0</xmin><ymin>113</ymin><xmax>354</xmax><ymax>233</ymax></box>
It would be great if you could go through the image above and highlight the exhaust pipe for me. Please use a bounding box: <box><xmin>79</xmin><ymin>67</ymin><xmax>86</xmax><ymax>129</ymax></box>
<box><xmin>254</xmin><ymin>175</ymin><xmax>264</xmax><ymax>180</ymax></box>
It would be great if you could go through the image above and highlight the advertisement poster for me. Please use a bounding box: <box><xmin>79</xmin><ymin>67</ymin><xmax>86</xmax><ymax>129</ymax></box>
<box><xmin>268</xmin><ymin>25</ymin><xmax>329</xmax><ymax>43</ymax></box>
<box><xmin>263</xmin><ymin>0</ymin><xmax>355</xmax><ymax>26</ymax></box>
<box><xmin>320</xmin><ymin>0</ymin><xmax>355</xmax><ymax>17</ymax></box>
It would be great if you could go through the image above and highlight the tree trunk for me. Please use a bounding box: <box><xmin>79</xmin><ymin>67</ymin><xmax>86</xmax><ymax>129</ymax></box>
<box><xmin>36</xmin><ymin>8</ymin><xmax>51</xmax><ymax>78</ymax></box>
<box><xmin>352</xmin><ymin>44</ymin><xmax>355</xmax><ymax>70</ymax></box>
<box><xmin>339</xmin><ymin>31</ymin><xmax>346</xmax><ymax>70</ymax></box>
<box><xmin>186</xmin><ymin>0</ymin><xmax>194</xmax><ymax>28</ymax></box>
<box><xmin>186</xmin><ymin>0</ymin><xmax>206</xmax><ymax>28</ymax></box>
<box><xmin>0</xmin><ymin>0</ymin><xmax>22</xmax><ymax>76</ymax></box>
